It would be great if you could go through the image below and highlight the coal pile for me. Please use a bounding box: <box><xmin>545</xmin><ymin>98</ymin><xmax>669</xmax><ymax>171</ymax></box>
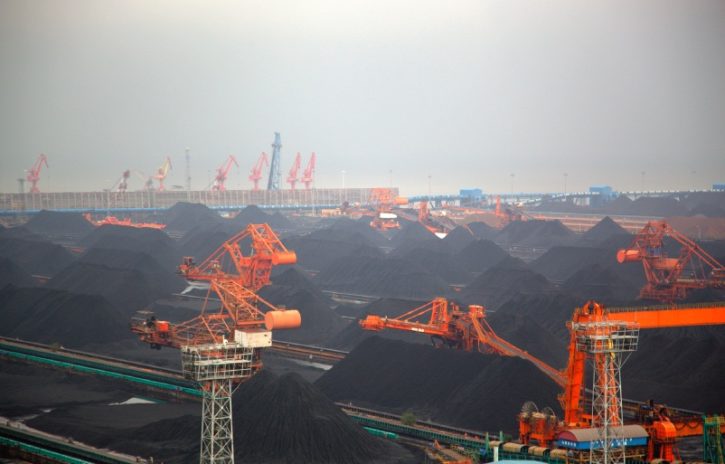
<box><xmin>81</xmin><ymin>224</ymin><xmax>178</xmax><ymax>270</ymax></box>
<box><xmin>284</xmin><ymin>224</ymin><xmax>385</xmax><ymax>272</ymax></box>
<box><xmin>159</xmin><ymin>202</ymin><xmax>223</xmax><ymax>232</ymax></box>
<box><xmin>315</xmin><ymin>255</ymin><xmax>449</xmax><ymax>300</ymax></box>
<box><xmin>0</xmin><ymin>257</ymin><xmax>35</xmax><ymax>288</ymax></box>
<box><xmin>30</xmin><ymin>371</ymin><xmax>417</xmax><ymax>464</ymax></box>
<box><xmin>259</xmin><ymin>268</ymin><xmax>347</xmax><ymax>345</ymax></box>
<box><xmin>24</xmin><ymin>210</ymin><xmax>94</xmax><ymax>239</ymax></box>
<box><xmin>530</xmin><ymin>246</ymin><xmax>615</xmax><ymax>282</ymax></box>
<box><xmin>0</xmin><ymin>236</ymin><xmax>76</xmax><ymax>276</ymax></box>
<box><xmin>46</xmin><ymin>248</ymin><xmax>185</xmax><ymax>315</ymax></box>
<box><xmin>390</xmin><ymin>221</ymin><xmax>436</xmax><ymax>247</ymax></box>
<box><xmin>0</xmin><ymin>286</ymin><xmax>131</xmax><ymax>347</ymax></box>
<box><xmin>442</xmin><ymin>226</ymin><xmax>476</xmax><ymax>254</ymax></box>
<box><xmin>316</xmin><ymin>336</ymin><xmax>561</xmax><ymax>433</ymax></box>
<box><xmin>326</xmin><ymin>217</ymin><xmax>390</xmax><ymax>246</ymax></box>
<box><xmin>232</xmin><ymin>371</ymin><xmax>414</xmax><ymax>463</ymax></box>
<box><xmin>623</xmin><ymin>327</ymin><xmax>725</xmax><ymax>412</ymax></box>
<box><xmin>0</xmin><ymin>225</ymin><xmax>45</xmax><ymax>240</ymax></box>
<box><xmin>680</xmin><ymin>191</ymin><xmax>725</xmax><ymax>217</ymax></box>
<box><xmin>561</xmin><ymin>264</ymin><xmax>641</xmax><ymax>303</ymax></box>
<box><xmin>178</xmin><ymin>222</ymin><xmax>240</xmax><ymax>261</ymax></box>
<box><xmin>453</xmin><ymin>239</ymin><xmax>509</xmax><ymax>274</ymax></box>
<box><xmin>466</xmin><ymin>221</ymin><xmax>497</xmax><ymax>239</ymax></box>
<box><xmin>391</xmin><ymin>246</ymin><xmax>469</xmax><ymax>284</ymax></box>
<box><xmin>577</xmin><ymin>216</ymin><xmax>629</xmax><ymax>246</ymax></box>
<box><xmin>230</xmin><ymin>205</ymin><xmax>292</xmax><ymax>229</ymax></box>
<box><xmin>495</xmin><ymin>220</ymin><xmax>575</xmax><ymax>248</ymax></box>
<box><xmin>460</xmin><ymin>256</ymin><xmax>555</xmax><ymax>309</ymax></box>
<box><xmin>605</xmin><ymin>195</ymin><xmax>688</xmax><ymax>217</ymax></box>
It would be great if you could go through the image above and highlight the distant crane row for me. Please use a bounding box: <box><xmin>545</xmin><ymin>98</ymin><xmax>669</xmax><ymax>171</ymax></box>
<box><xmin>20</xmin><ymin>133</ymin><xmax>317</xmax><ymax>194</ymax></box>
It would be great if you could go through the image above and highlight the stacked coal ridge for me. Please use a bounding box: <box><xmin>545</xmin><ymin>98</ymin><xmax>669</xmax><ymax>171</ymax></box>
<box><xmin>47</xmin><ymin>247</ymin><xmax>184</xmax><ymax>315</ymax></box>
<box><xmin>0</xmin><ymin>285</ymin><xmax>131</xmax><ymax>347</ymax></box>
<box><xmin>24</xmin><ymin>210</ymin><xmax>94</xmax><ymax>240</ymax></box>
<box><xmin>0</xmin><ymin>233</ymin><xmax>75</xmax><ymax>276</ymax></box>
<box><xmin>27</xmin><ymin>371</ymin><xmax>416</xmax><ymax>464</ymax></box>
<box><xmin>0</xmin><ymin>257</ymin><xmax>35</xmax><ymax>288</ymax></box>
<box><xmin>316</xmin><ymin>336</ymin><xmax>561</xmax><ymax>433</ymax></box>
<box><xmin>160</xmin><ymin>202</ymin><xmax>223</xmax><ymax>233</ymax></box>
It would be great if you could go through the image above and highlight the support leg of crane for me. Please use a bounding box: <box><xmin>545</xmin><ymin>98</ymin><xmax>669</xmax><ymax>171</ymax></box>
<box><xmin>200</xmin><ymin>379</ymin><xmax>235</xmax><ymax>464</ymax></box>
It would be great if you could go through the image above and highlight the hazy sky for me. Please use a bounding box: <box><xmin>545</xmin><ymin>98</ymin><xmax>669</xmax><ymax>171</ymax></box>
<box><xmin>1</xmin><ymin>1</ymin><xmax>724</xmax><ymax>196</ymax></box>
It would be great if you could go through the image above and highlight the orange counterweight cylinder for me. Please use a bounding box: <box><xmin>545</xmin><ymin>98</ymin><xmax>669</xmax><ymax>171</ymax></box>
<box><xmin>271</xmin><ymin>251</ymin><xmax>297</xmax><ymax>265</ymax></box>
<box><xmin>617</xmin><ymin>249</ymin><xmax>641</xmax><ymax>263</ymax></box>
<box><xmin>156</xmin><ymin>321</ymin><xmax>170</xmax><ymax>332</ymax></box>
<box><xmin>395</xmin><ymin>197</ymin><xmax>409</xmax><ymax>205</ymax></box>
<box><xmin>265</xmin><ymin>310</ymin><xmax>302</xmax><ymax>330</ymax></box>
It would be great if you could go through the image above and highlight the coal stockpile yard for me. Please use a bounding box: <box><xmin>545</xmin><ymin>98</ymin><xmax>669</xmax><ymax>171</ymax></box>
<box><xmin>1</xmin><ymin>201</ymin><xmax>724</xmax><ymax>464</ymax></box>
<box><xmin>3</xmin><ymin>6</ymin><xmax>725</xmax><ymax>460</ymax></box>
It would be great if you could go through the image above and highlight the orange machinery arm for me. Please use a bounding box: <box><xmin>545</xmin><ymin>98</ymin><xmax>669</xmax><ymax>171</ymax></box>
<box><xmin>360</xmin><ymin>298</ymin><xmax>566</xmax><ymax>387</ymax></box>
<box><xmin>606</xmin><ymin>302</ymin><xmax>725</xmax><ymax>328</ymax></box>
<box><xmin>562</xmin><ymin>301</ymin><xmax>725</xmax><ymax>427</ymax></box>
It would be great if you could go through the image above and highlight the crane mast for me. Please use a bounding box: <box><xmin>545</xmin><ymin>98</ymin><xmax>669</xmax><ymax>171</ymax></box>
<box><xmin>131</xmin><ymin>223</ymin><xmax>301</xmax><ymax>464</ymax></box>
<box><xmin>266</xmin><ymin>132</ymin><xmax>282</xmax><ymax>190</ymax></box>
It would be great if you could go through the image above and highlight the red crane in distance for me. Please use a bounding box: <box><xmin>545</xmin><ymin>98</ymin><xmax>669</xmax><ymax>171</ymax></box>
<box><xmin>211</xmin><ymin>155</ymin><xmax>239</xmax><ymax>191</ymax></box>
<box><xmin>249</xmin><ymin>152</ymin><xmax>269</xmax><ymax>191</ymax></box>
<box><xmin>617</xmin><ymin>220</ymin><xmax>725</xmax><ymax>302</ymax></box>
<box><xmin>301</xmin><ymin>152</ymin><xmax>316</xmax><ymax>189</ymax></box>
<box><xmin>26</xmin><ymin>153</ymin><xmax>49</xmax><ymax>193</ymax></box>
<box><xmin>286</xmin><ymin>152</ymin><xmax>302</xmax><ymax>190</ymax></box>
<box><xmin>152</xmin><ymin>156</ymin><xmax>172</xmax><ymax>191</ymax></box>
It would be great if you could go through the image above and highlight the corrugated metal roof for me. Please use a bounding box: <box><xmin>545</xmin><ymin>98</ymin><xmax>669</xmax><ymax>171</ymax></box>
<box><xmin>557</xmin><ymin>424</ymin><xmax>648</xmax><ymax>442</ymax></box>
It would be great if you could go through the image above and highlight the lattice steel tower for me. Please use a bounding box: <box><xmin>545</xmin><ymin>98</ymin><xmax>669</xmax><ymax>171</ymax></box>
<box><xmin>574</xmin><ymin>320</ymin><xmax>639</xmax><ymax>464</ymax></box>
<box><xmin>266</xmin><ymin>132</ymin><xmax>282</xmax><ymax>190</ymax></box>
<box><xmin>181</xmin><ymin>343</ymin><xmax>256</xmax><ymax>464</ymax></box>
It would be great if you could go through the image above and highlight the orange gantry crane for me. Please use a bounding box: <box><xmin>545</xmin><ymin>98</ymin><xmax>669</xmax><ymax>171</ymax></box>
<box><xmin>131</xmin><ymin>223</ymin><xmax>300</xmax><ymax>464</ymax></box>
<box><xmin>617</xmin><ymin>220</ymin><xmax>725</xmax><ymax>302</ymax></box>
<box><xmin>359</xmin><ymin>298</ymin><xmax>564</xmax><ymax>386</ymax></box>
<box><xmin>26</xmin><ymin>153</ymin><xmax>49</xmax><ymax>193</ymax></box>
<box><xmin>249</xmin><ymin>152</ymin><xmax>269</xmax><ymax>191</ymax></box>
<box><xmin>211</xmin><ymin>155</ymin><xmax>239</xmax><ymax>191</ymax></box>
<box><xmin>301</xmin><ymin>152</ymin><xmax>316</xmax><ymax>189</ymax></box>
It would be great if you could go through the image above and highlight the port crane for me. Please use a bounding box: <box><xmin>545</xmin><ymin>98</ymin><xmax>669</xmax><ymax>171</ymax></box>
<box><xmin>211</xmin><ymin>155</ymin><xmax>239</xmax><ymax>191</ymax></box>
<box><xmin>132</xmin><ymin>223</ymin><xmax>300</xmax><ymax>464</ymax></box>
<box><xmin>301</xmin><ymin>152</ymin><xmax>316</xmax><ymax>189</ymax></box>
<box><xmin>151</xmin><ymin>156</ymin><xmax>172</xmax><ymax>191</ymax></box>
<box><xmin>26</xmin><ymin>153</ymin><xmax>49</xmax><ymax>193</ymax></box>
<box><xmin>111</xmin><ymin>170</ymin><xmax>131</xmax><ymax>193</ymax></box>
<box><xmin>617</xmin><ymin>220</ymin><xmax>725</xmax><ymax>302</ymax></box>
<box><xmin>286</xmin><ymin>152</ymin><xmax>302</xmax><ymax>190</ymax></box>
<box><xmin>249</xmin><ymin>152</ymin><xmax>269</xmax><ymax>191</ymax></box>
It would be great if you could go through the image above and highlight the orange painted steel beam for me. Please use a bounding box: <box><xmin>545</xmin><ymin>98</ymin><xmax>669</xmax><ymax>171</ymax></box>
<box><xmin>608</xmin><ymin>305</ymin><xmax>725</xmax><ymax>329</ymax></box>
